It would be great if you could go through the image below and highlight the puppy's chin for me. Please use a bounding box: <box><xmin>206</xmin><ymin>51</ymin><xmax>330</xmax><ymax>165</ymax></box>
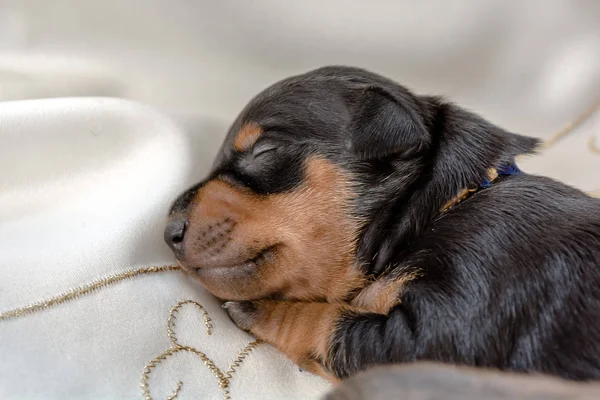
<box><xmin>193</xmin><ymin>267</ymin><xmax>262</xmax><ymax>301</ymax></box>
<box><xmin>176</xmin><ymin>247</ymin><xmax>277</xmax><ymax>301</ymax></box>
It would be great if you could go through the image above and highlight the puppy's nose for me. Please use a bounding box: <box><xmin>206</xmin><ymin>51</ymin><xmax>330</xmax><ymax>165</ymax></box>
<box><xmin>164</xmin><ymin>218</ymin><xmax>187</xmax><ymax>252</ymax></box>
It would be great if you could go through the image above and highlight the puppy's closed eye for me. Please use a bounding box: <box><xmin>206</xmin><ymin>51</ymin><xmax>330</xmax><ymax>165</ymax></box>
<box><xmin>251</xmin><ymin>141</ymin><xmax>278</xmax><ymax>158</ymax></box>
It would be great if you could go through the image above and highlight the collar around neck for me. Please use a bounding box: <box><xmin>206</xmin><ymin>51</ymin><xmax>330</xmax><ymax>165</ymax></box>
<box><xmin>440</xmin><ymin>162</ymin><xmax>522</xmax><ymax>213</ymax></box>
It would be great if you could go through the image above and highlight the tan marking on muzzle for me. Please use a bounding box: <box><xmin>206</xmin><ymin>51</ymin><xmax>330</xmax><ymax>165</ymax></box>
<box><xmin>183</xmin><ymin>157</ymin><xmax>366</xmax><ymax>302</ymax></box>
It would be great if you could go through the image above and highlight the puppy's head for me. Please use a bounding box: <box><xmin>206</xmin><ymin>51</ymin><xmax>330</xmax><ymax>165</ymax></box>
<box><xmin>165</xmin><ymin>66</ymin><xmax>538</xmax><ymax>301</ymax></box>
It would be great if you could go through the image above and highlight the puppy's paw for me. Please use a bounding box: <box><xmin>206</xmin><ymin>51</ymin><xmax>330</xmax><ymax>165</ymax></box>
<box><xmin>223</xmin><ymin>301</ymin><xmax>261</xmax><ymax>331</ymax></box>
<box><xmin>223</xmin><ymin>300</ymin><xmax>343</xmax><ymax>382</ymax></box>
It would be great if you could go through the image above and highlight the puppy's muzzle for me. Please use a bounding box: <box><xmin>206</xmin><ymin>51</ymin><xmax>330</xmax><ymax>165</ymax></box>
<box><xmin>164</xmin><ymin>179</ymin><xmax>257</xmax><ymax>270</ymax></box>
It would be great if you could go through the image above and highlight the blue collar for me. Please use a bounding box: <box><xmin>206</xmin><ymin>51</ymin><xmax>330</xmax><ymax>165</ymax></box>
<box><xmin>479</xmin><ymin>163</ymin><xmax>522</xmax><ymax>188</ymax></box>
<box><xmin>441</xmin><ymin>162</ymin><xmax>521</xmax><ymax>212</ymax></box>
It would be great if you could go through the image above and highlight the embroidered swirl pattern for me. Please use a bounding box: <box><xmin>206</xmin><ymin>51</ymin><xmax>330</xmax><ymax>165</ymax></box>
<box><xmin>0</xmin><ymin>267</ymin><xmax>263</xmax><ymax>399</ymax></box>
<box><xmin>140</xmin><ymin>300</ymin><xmax>262</xmax><ymax>400</ymax></box>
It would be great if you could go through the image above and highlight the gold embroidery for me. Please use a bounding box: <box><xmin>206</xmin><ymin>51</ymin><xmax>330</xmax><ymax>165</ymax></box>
<box><xmin>541</xmin><ymin>97</ymin><xmax>600</xmax><ymax>149</ymax></box>
<box><xmin>0</xmin><ymin>265</ymin><xmax>181</xmax><ymax>321</ymax></box>
<box><xmin>168</xmin><ymin>300</ymin><xmax>213</xmax><ymax>338</ymax></box>
<box><xmin>0</xmin><ymin>265</ymin><xmax>263</xmax><ymax>399</ymax></box>
<box><xmin>140</xmin><ymin>300</ymin><xmax>262</xmax><ymax>400</ymax></box>
<box><xmin>589</xmin><ymin>135</ymin><xmax>600</xmax><ymax>154</ymax></box>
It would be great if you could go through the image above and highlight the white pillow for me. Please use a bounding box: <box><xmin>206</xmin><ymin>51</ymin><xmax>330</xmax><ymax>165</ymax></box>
<box><xmin>0</xmin><ymin>98</ymin><xmax>331</xmax><ymax>399</ymax></box>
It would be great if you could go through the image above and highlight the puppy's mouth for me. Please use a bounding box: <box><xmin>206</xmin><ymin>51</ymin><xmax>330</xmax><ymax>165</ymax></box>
<box><xmin>189</xmin><ymin>245</ymin><xmax>277</xmax><ymax>280</ymax></box>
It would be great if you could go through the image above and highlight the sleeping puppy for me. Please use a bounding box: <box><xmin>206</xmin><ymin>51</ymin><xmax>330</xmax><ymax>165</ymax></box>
<box><xmin>164</xmin><ymin>66</ymin><xmax>600</xmax><ymax>382</ymax></box>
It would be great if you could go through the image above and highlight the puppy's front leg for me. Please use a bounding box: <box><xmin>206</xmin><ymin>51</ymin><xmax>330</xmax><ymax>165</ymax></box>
<box><xmin>224</xmin><ymin>300</ymin><xmax>416</xmax><ymax>380</ymax></box>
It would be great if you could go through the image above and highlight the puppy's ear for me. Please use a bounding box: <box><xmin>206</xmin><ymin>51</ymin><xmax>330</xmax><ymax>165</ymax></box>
<box><xmin>439</xmin><ymin>102</ymin><xmax>540</xmax><ymax>175</ymax></box>
<box><xmin>345</xmin><ymin>86</ymin><xmax>430</xmax><ymax>160</ymax></box>
<box><xmin>357</xmin><ymin>98</ymin><xmax>541</xmax><ymax>276</ymax></box>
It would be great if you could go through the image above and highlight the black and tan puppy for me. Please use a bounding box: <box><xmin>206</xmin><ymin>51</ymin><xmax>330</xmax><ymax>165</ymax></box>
<box><xmin>164</xmin><ymin>66</ymin><xmax>600</xmax><ymax>382</ymax></box>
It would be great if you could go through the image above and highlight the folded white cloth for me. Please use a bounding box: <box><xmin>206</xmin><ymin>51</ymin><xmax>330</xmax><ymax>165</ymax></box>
<box><xmin>0</xmin><ymin>98</ymin><xmax>330</xmax><ymax>399</ymax></box>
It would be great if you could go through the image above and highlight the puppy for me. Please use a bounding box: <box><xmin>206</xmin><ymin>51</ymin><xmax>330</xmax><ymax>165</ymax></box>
<box><xmin>164</xmin><ymin>66</ymin><xmax>600</xmax><ymax>382</ymax></box>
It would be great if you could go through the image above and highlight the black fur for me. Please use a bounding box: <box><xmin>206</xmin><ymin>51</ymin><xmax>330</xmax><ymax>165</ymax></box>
<box><xmin>332</xmin><ymin>173</ymin><xmax>600</xmax><ymax>379</ymax></box>
<box><xmin>173</xmin><ymin>65</ymin><xmax>600</xmax><ymax>381</ymax></box>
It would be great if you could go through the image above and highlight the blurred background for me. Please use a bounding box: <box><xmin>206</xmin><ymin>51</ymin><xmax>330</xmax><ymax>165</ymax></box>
<box><xmin>1</xmin><ymin>0</ymin><xmax>599</xmax><ymax>188</ymax></box>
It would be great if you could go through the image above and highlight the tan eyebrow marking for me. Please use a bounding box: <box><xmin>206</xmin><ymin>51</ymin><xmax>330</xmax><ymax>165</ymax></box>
<box><xmin>233</xmin><ymin>122</ymin><xmax>263</xmax><ymax>152</ymax></box>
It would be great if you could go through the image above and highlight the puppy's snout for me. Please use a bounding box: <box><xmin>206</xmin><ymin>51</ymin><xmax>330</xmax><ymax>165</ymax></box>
<box><xmin>164</xmin><ymin>218</ymin><xmax>187</xmax><ymax>252</ymax></box>
<box><xmin>195</xmin><ymin>218</ymin><xmax>235</xmax><ymax>252</ymax></box>
<box><xmin>165</xmin><ymin>179</ymin><xmax>254</xmax><ymax>267</ymax></box>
